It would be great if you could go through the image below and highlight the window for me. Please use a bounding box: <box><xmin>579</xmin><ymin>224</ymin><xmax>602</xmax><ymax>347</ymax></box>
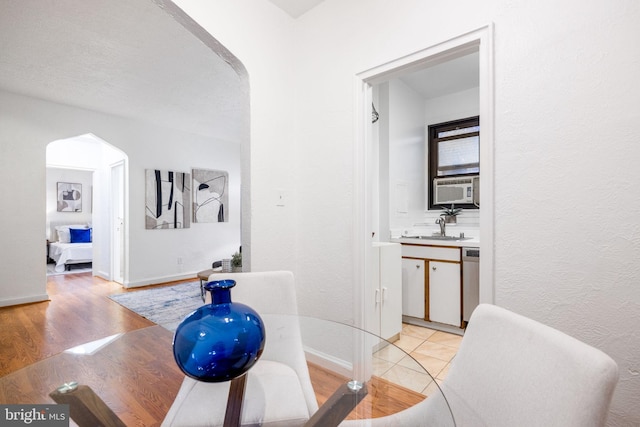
<box><xmin>428</xmin><ymin>116</ymin><xmax>479</xmax><ymax>209</ymax></box>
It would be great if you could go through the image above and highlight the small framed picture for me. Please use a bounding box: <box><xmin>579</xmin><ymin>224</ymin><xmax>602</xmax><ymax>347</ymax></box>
<box><xmin>57</xmin><ymin>182</ymin><xmax>82</xmax><ymax>212</ymax></box>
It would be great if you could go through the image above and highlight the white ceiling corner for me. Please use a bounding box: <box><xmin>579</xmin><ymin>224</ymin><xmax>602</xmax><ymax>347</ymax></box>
<box><xmin>267</xmin><ymin>0</ymin><xmax>326</xmax><ymax>18</ymax></box>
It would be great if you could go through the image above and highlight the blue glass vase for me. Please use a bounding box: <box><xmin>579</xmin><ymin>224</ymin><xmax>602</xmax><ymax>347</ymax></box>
<box><xmin>172</xmin><ymin>279</ymin><xmax>266</xmax><ymax>382</ymax></box>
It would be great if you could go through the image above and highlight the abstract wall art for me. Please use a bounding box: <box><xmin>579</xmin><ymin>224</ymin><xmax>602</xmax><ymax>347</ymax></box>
<box><xmin>145</xmin><ymin>169</ymin><xmax>191</xmax><ymax>229</ymax></box>
<box><xmin>57</xmin><ymin>182</ymin><xmax>82</xmax><ymax>212</ymax></box>
<box><xmin>192</xmin><ymin>168</ymin><xmax>229</xmax><ymax>223</ymax></box>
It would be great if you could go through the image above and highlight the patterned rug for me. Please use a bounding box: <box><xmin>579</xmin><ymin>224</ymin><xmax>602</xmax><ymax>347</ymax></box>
<box><xmin>109</xmin><ymin>281</ymin><xmax>203</xmax><ymax>332</ymax></box>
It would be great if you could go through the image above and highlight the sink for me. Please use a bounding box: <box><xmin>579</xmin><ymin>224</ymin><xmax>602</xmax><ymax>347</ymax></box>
<box><xmin>402</xmin><ymin>235</ymin><xmax>472</xmax><ymax>241</ymax></box>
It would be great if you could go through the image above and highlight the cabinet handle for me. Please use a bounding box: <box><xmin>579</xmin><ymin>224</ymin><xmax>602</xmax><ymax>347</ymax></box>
<box><xmin>375</xmin><ymin>289</ymin><xmax>380</xmax><ymax>304</ymax></box>
<box><xmin>416</xmin><ymin>264</ymin><xmax>420</xmax><ymax>269</ymax></box>
<box><xmin>432</xmin><ymin>266</ymin><xmax>437</xmax><ymax>271</ymax></box>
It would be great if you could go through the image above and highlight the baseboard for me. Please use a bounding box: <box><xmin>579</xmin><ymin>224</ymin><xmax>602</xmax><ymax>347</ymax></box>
<box><xmin>303</xmin><ymin>347</ymin><xmax>354</xmax><ymax>379</ymax></box>
<box><xmin>402</xmin><ymin>315</ymin><xmax>465</xmax><ymax>336</ymax></box>
<box><xmin>125</xmin><ymin>272</ymin><xmax>198</xmax><ymax>288</ymax></box>
<box><xmin>0</xmin><ymin>293</ymin><xmax>49</xmax><ymax>308</ymax></box>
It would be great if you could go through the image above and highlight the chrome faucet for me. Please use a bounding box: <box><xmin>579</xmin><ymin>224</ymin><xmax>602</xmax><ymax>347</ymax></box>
<box><xmin>436</xmin><ymin>217</ymin><xmax>446</xmax><ymax>236</ymax></box>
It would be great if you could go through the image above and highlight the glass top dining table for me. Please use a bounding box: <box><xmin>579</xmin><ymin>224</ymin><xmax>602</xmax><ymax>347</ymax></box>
<box><xmin>0</xmin><ymin>315</ymin><xmax>455</xmax><ymax>426</ymax></box>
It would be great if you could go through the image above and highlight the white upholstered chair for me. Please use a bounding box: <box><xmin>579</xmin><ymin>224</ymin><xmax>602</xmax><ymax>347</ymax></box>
<box><xmin>342</xmin><ymin>303</ymin><xmax>619</xmax><ymax>427</ymax></box>
<box><xmin>162</xmin><ymin>271</ymin><xmax>318</xmax><ymax>427</ymax></box>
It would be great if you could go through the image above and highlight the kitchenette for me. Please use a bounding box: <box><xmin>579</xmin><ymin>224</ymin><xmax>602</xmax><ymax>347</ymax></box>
<box><xmin>370</xmin><ymin>64</ymin><xmax>482</xmax><ymax>336</ymax></box>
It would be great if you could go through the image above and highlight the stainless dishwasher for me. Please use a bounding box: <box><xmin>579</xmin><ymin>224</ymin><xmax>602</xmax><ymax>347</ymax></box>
<box><xmin>462</xmin><ymin>247</ymin><xmax>480</xmax><ymax>322</ymax></box>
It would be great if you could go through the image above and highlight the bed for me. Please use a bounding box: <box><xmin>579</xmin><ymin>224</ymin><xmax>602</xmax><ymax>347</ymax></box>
<box><xmin>48</xmin><ymin>223</ymin><xmax>93</xmax><ymax>272</ymax></box>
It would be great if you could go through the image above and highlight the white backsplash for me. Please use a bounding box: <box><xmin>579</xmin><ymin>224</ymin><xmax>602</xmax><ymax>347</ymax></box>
<box><xmin>390</xmin><ymin>209</ymin><xmax>480</xmax><ymax>239</ymax></box>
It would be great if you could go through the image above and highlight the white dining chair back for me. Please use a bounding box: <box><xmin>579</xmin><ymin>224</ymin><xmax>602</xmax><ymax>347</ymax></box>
<box><xmin>162</xmin><ymin>271</ymin><xmax>318</xmax><ymax>427</ymax></box>
<box><xmin>342</xmin><ymin>303</ymin><xmax>618</xmax><ymax>427</ymax></box>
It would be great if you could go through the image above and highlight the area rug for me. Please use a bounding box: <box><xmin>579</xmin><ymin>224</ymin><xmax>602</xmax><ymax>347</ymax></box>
<box><xmin>109</xmin><ymin>281</ymin><xmax>203</xmax><ymax>332</ymax></box>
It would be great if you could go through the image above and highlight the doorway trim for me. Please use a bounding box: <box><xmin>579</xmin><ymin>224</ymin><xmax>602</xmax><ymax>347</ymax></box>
<box><xmin>353</xmin><ymin>24</ymin><xmax>495</xmax><ymax>328</ymax></box>
<box><xmin>110</xmin><ymin>160</ymin><xmax>127</xmax><ymax>284</ymax></box>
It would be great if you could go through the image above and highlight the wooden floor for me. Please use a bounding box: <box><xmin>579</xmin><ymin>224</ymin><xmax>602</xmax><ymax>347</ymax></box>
<box><xmin>0</xmin><ymin>273</ymin><xmax>157</xmax><ymax>377</ymax></box>
<box><xmin>0</xmin><ymin>272</ymin><xmax>424</xmax><ymax>425</ymax></box>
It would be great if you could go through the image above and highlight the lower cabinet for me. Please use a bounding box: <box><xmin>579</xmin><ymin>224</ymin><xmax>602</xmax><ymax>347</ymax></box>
<box><xmin>402</xmin><ymin>258</ymin><xmax>425</xmax><ymax>318</ymax></box>
<box><xmin>428</xmin><ymin>261</ymin><xmax>461</xmax><ymax>326</ymax></box>
<box><xmin>368</xmin><ymin>242</ymin><xmax>402</xmax><ymax>342</ymax></box>
<box><xmin>401</xmin><ymin>244</ymin><xmax>462</xmax><ymax>328</ymax></box>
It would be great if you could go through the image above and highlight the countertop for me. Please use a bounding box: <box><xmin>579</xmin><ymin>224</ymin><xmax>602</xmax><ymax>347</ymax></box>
<box><xmin>391</xmin><ymin>236</ymin><xmax>480</xmax><ymax>248</ymax></box>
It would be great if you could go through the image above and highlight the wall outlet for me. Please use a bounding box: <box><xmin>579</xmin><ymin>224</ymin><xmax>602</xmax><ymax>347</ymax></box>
<box><xmin>177</xmin><ymin>257</ymin><xmax>183</xmax><ymax>265</ymax></box>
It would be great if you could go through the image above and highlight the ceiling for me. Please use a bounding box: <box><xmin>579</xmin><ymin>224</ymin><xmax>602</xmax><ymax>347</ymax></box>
<box><xmin>399</xmin><ymin>52</ymin><xmax>479</xmax><ymax>99</ymax></box>
<box><xmin>265</xmin><ymin>0</ymin><xmax>479</xmax><ymax>98</ymax></box>
<box><xmin>0</xmin><ymin>0</ymin><xmax>246</xmax><ymax>141</ymax></box>
<box><xmin>0</xmin><ymin>0</ymin><xmax>477</xmax><ymax>142</ymax></box>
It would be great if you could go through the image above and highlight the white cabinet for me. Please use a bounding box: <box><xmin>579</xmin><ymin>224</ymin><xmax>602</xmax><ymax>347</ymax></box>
<box><xmin>402</xmin><ymin>258</ymin><xmax>425</xmax><ymax>318</ymax></box>
<box><xmin>401</xmin><ymin>244</ymin><xmax>462</xmax><ymax>328</ymax></box>
<box><xmin>428</xmin><ymin>261</ymin><xmax>461</xmax><ymax>326</ymax></box>
<box><xmin>368</xmin><ymin>242</ymin><xmax>402</xmax><ymax>341</ymax></box>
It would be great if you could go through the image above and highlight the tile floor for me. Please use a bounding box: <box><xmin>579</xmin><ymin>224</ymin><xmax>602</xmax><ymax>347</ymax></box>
<box><xmin>372</xmin><ymin>323</ymin><xmax>463</xmax><ymax>396</ymax></box>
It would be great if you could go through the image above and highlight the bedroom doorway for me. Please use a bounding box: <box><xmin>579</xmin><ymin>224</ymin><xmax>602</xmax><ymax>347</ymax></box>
<box><xmin>46</xmin><ymin>134</ymin><xmax>128</xmax><ymax>283</ymax></box>
<box><xmin>46</xmin><ymin>166</ymin><xmax>94</xmax><ymax>275</ymax></box>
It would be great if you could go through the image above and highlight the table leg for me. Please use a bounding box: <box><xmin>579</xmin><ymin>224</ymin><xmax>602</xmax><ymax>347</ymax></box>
<box><xmin>49</xmin><ymin>384</ymin><xmax>126</xmax><ymax>427</ymax></box>
<box><xmin>304</xmin><ymin>380</ymin><xmax>368</xmax><ymax>427</ymax></box>
<box><xmin>223</xmin><ymin>374</ymin><xmax>248</xmax><ymax>427</ymax></box>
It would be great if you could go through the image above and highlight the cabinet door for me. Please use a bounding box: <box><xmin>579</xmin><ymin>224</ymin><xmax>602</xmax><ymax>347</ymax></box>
<box><xmin>429</xmin><ymin>261</ymin><xmax>461</xmax><ymax>327</ymax></box>
<box><xmin>380</xmin><ymin>243</ymin><xmax>402</xmax><ymax>340</ymax></box>
<box><xmin>402</xmin><ymin>258</ymin><xmax>425</xmax><ymax>318</ymax></box>
<box><xmin>367</xmin><ymin>245</ymin><xmax>382</xmax><ymax>337</ymax></box>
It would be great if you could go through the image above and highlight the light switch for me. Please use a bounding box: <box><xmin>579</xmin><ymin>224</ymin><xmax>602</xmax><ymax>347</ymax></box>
<box><xmin>275</xmin><ymin>189</ymin><xmax>286</xmax><ymax>207</ymax></box>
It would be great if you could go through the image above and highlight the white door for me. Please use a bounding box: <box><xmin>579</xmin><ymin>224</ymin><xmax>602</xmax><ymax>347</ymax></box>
<box><xmin>111</xmin><ymin>161</ymin><xmax>125</xmax><ymax>284</ymax></box>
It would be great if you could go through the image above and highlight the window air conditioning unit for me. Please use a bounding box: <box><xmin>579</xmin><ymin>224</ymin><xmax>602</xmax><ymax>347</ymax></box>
<box><xmin>433</xmin><ymin>175</ymin><xmax>479</xmax><ymax>205</ymax></box>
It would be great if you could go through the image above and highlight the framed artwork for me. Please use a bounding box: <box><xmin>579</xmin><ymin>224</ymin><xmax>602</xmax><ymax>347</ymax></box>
<box><xmin>145</xmin><ymin>169</ymin><xmax>191</xmax><ymax>229</ymax></box>
<box><xmin>192</xmin><ymin>168</ymin><xmax>229</xmax><ymax>223</ymax></box>
<box><xmin>57</xmin><ymin>182</ymin><xmax>82</xmax><ymax>212</ymax></box>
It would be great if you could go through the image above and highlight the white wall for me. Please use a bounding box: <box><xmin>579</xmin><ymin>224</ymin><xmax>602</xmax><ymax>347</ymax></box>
<box><xmin>174</xmin><ymin>0</ymin><xmax>640</xmax><ymax>424</ymax></box>
<box><xmin>295</xmin><ymin>1</ymin><xmax>640</xmax><ymax>424</ymax></box>
<box><xmin>0</xmin><ymin>90</ymin><xmax>242</xmax><ymax>297</ymax></box>
<box><xmin>172</xmin><ymin>0</ymin><xmax>297</xmax><ymax>278</ymax></box>
<box><xmin>46</xmin><ymin>167</ymin><xmax>94</xmax><ymax>235</ymax></box>
<box><xmin>371</xmin><ymin>83</ymin><xmax>387</xmax><ymax>242</ymax></box>
<box><xmin>387</xmin><ymin>79</ymin><xmax>427</xmax><ymax>233</ymax></box>
<box><xmin>425</xmin><ymin>87</ymin><xmax>479</xmax><ymax>128</ymax></box>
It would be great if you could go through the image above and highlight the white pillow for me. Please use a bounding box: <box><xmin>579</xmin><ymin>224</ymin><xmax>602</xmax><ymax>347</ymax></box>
<box><xmin>57</xmin><ymin>228</ymin><xmax>71</xmax><ymax>243</ymax></box>
<box><xmin>55</xmin><ymin>224</ymin><xmax>87</xmax><ymax>243</ymax></box>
